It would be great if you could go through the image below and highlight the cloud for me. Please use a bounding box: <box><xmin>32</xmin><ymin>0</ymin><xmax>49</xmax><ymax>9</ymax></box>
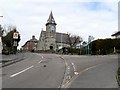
<box><xmin>0</xmin><ymin>0</ymin><xmax>118</xmax><ymax>48</ymax></box>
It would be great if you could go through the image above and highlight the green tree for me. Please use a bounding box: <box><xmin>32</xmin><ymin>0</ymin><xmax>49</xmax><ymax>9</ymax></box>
<box><xmin>90</xmin><ymin>38</ymin><xmax>120</xmax><ymax>55</ymax></box>
<box><xmin>2</xmin><ymin>27</ymin><xmax>20</xmax><ymax>54</ymax></box>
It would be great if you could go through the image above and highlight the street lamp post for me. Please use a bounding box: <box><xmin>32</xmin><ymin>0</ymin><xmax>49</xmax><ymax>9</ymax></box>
<box><xmin>88</xmin><ymin>35</ymin><xmax>94</xmax><ymax>55</ymax></box>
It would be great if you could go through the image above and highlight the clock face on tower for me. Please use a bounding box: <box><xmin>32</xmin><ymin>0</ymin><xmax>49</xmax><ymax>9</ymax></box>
<box><xmin>50</xmin><ymin>25</ymin><xmax>55</xmax><ymax>31</ymax></box>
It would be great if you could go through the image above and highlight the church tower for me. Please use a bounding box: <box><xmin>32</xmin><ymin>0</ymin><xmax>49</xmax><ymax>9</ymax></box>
<box><xmin>45</xmin><ymin>11</ymin><xmax>57</xmax><ymax>51</ymax></box>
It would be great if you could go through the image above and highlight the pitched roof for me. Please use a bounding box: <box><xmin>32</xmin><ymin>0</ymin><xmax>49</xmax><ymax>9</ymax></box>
<box><xmin>56</xmin><ymin>32</ymin><xmax>68</xmax><ymax>43</ymax></box>
<box><xmin>46</xmin><ymin>11</ymin><xmax>56</xmax><ymax>25</ymax></box>
<box><xmin>22</xmin><ymin>36</ymin><xmax>38</xmax><ymax>47</ymax></box>
<box><xmin>30</xmin><ymin>35</ymin><xmax>38</xmax><ymax>42</ymax></box>
<box><xmin>111</xmin><ymin>31</ymin><xmax>120</xmax><ymax>36</ymax></box>
<box><xmin>40</xmin><ymin>31</ymin><xmax>68</xmax><ymax>43</ymax></box>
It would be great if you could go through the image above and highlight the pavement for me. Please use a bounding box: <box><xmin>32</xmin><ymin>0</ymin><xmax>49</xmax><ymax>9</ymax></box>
<box><xmin>0</xmin><ymin>53</ymin><xmax>25</xmax><ymax>67</ymax></box>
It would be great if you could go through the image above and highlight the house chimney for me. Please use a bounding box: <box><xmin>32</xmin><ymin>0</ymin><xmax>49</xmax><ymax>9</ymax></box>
<box><xmin>32</xmin><ymin>35</ymin><xmax>35</xmax><ymax>39</ymax></box>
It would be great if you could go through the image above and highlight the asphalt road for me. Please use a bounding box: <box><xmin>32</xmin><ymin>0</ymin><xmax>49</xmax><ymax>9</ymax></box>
<box><xmin>2</xmin><ymin>53</ymin><xmax>65</xmax><ymax>88</ymax></box>
<box><xmin>61</xmin><ymin>55</ymin><xmax>118</xmax><ymax>88</ymax></box>
<box><xmin>2</xmin><ymin>53</ymin><xmax>119</xmax><ymax>88</ymax></box>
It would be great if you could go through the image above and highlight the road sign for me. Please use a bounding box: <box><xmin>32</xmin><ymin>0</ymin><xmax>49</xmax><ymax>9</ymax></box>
<box><xmin>13</xmin><ymin>41</ymin><xmax>17</xmax><ymax>46</ymax></box>
<box><xmin>13</xmin><ymin>32</ymin><xmax>19</xmax><ymax>39</ymax></box>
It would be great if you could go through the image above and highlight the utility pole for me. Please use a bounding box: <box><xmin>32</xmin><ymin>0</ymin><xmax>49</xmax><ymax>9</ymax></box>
<box><xmin>0</xmin><ymin>16</ymin><xmax>3</xmax><ymax>54</ymax></box>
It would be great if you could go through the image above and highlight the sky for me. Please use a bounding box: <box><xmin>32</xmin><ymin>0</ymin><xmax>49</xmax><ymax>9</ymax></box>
<box><xmin>0</xmin><ymin>0</ymin><xmax>119</xmax><ymax>49</ymax></box>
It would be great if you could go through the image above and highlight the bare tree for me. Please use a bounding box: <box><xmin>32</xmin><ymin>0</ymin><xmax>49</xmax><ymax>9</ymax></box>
<box><xmin>2</xmin><ymin>25</ymin><xmax>16</xmax><ymax>36</ymax></box>
<box><xmin>66</xmin><ymin>33</ymin><xmax>83</xmax><ymax>48</ymax></box>
<box><xmin>0</xmin><ymin>25</ymin><xmax>3</xmax><ymax>37</ymax></box>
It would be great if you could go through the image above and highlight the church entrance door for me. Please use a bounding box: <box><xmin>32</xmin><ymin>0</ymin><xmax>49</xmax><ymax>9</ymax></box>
<box><xmin>50</xmin><ymin>46</ymin><xmax>53</xmax><ymax>50</ymax></box>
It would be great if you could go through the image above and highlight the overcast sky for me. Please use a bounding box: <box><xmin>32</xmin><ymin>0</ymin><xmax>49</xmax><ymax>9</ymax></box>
<box><xmin>0</xmin><ymin>0</ymin><xmax>119</xmax><ymax>49</ymax></box>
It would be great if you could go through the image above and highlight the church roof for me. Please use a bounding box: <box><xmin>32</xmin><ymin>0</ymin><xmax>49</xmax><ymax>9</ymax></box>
<box><xmin>56</xmin><ymin>32</ymin><xmax>69</xmax><ymax>43</ymax></box>
<box><xmin>41</xmin><ymin>31</ymin><xmax>68</xmax><ymax>43</ymax></box>
<box><xmin>46</xmin><ymin>11</ymin><xmax>56</xmax><ymax>25</ymax></box>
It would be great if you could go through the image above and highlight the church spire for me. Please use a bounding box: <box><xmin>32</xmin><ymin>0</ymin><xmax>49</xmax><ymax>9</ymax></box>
<box><xmin>46</xmin><ymin>11</ymin><xmax>56</xmax><ymax>26</ymax></box>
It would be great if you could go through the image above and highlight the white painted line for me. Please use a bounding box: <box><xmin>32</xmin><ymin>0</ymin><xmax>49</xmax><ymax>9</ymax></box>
<box><xmin>39</xmin><ymin>54</ymin><xmax>44</xmax><ymax>59</ymax></box>
<box><xmin>67</xmin><ymin>66</ymin><xmax>70</xmax><ymax>70</ymax></box>
<box><xmin>74</xmin><ymin>72</ymin><xmax>79</xmax><ymax>75</ymax></box>
<box><xmin>68</xmin><ymin>75</ymin><xmax>71</xmax><ymax>79</ymax></box>
<box><xmin>65</xmin><ymin>60</ymin><xmax>68</xmax><ymax>67</ymax></box>
<box><xmin>10</xmin><ymin>65</ymin><xmax>34</xmax><ymax>77</ymax></box>
<box><xmin>72</xmin><ymin>62</ymin><xmax>79</xmax><ymax>75</ymax></box>
<box><xmin>58</xmin><ymin>85</ymin><xmax>61</xmax><ymax>88</ymax></box>
<box><xmin>72</xmin><ymin>62</ymin><xmax>77</xmax><ymax>72</ymax></box>
<box><xmin>71</xmin><ymin>62</ymin><xmax>74</xmax><ymax>66</ymax></box>
<box><xmin>80</xmin><ymin>65</ymin><xmax>97</xmax><ymax>74</ymax></box>
<box><xmin>67</xmin><ymin>66</ymin><xmax>70</xmax><ymax>75</ymax></box>
<box><xmin>62</xmin><ymin>63</ymin><xmax>103</xmax><ymax>88</ymax></box>
<box><xmin>62</xmin><ymin>85</ymin><xmax>64</xmax><ymax>87</ymax></box>
<box><xmin>38</xmin><ymin>60</ymin><xmax>42</xmax><ymax>63</ymax></box>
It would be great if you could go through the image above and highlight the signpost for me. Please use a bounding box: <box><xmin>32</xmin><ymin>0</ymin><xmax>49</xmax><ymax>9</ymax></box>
<box><xmin>13</xmin><ymin>32</ymin><xmax>19</xmax><ymax>39</ymax></box>
<box><xmin>13</xmin><ymin>31</ymin><xmax>19</xmax><ymax>54</ymax></box>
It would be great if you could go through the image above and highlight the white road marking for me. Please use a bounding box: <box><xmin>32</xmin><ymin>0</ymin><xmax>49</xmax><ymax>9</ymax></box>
<box><xmin>74</xmin><ymin>72</ymin><xmax>79</xmax><ymax>75</ymax></box>
<box><xmin>68</xmin><ymin>75</ymin><xmax>71</xmax><ymax>80</ymax></box>
<box><xmin>10</xmin><ymin>65</ymin><xmax>34</xmax><ymax>77</ymax></box>
<box><xmin>39</xmin><ymin>54</ymin><xmax>44</xmax><ymax>59</ymax></box>
<box><xmin>67</xmin><ymin>66</ymin><xmax>70</xmax><ymax>75</ymax></box>
<box><xmin>62</xmin><ymin>64</ymin><xmax>101</xmax><ymax>88</ymax></box>
<box><xmin>38</xmin><ymin>60</ymin><xmax>42</xmax><ymax>63</ymax></box>
<box><xmin>58</xmin><ymin>85</ymin><xmax>61</xmax><ymax>88</ymax></box>
<box><xmin>67</xmin><ymin>66</ymin><xmax>70</xmax><ymax>70</ymax></box>
<box><xmin>72</xmin><ymin>63</ymin><xmax>76</xmax><ymax>71</ymax></box>
<box><xmin>79</xmin><ymin>65</ymin><xmax>97</xmax><ymax>75</ymax></box>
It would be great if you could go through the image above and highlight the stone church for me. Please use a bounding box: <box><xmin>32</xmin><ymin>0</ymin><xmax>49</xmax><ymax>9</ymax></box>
<box><xmin>36</xmin><ymin>11</ymin><xmax>69</xmax><ymax>51</ymax></box>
